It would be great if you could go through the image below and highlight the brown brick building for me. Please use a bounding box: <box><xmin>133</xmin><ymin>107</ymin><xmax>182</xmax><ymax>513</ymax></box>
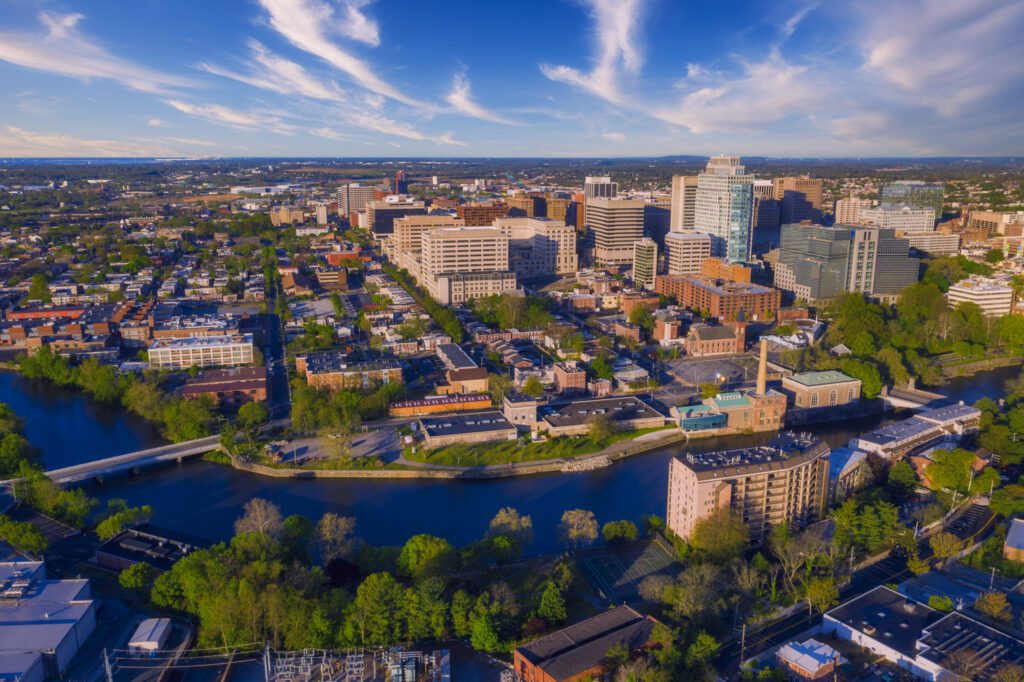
<box><xmin>656</xmin><ymin>276</ymin><xmax>779</xmax><ymax>322</ymax></box>
<box><xmin>297</xmin><ymin>351</ymin><xmax>403</xmax><ymax>390</ymax></box>
<box><xmin>456</xmin><ymin>202</ymin><xmax>509</xmax><ymax>225</ymax></box>
<box><xmin>684</xmin><ymin>319</ymin><xmax>746</xmax><ymax>357</ymax></box>
<box><xmin>176</xmin><ymin>367</ymin><xmax>268</xmax><ymax>405</ymax></box>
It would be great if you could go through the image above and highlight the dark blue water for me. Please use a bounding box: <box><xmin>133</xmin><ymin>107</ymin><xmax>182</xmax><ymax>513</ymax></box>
<box><xmin>0</xmin><ymin>371</ymin><xmax>165</xmax><ymax>469</ymax></box>
<box><xmin>0</xmin><ymin>365</ymin><xmax>1013</xmax><ymax>553</ymax></box>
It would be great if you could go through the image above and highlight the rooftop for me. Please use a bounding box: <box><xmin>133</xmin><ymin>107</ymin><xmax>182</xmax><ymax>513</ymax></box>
<box><xmin>1007</xmin><ymin>518</ymin><xmax>1024</xmax><ymax>552</ymax></box>
<box><xmin>515</xmin><ymin>607</ymin><xmax>655</xmax><ymax>681</ymax></box>
<box><xmin>419</xmin><ymin>411</ymin><xmax>515</xmax><ymax>437</ymax></box>
<box><xmin>677</xmin><ymin>432</ymin><xmax>828</xmax><ymax>478</ymax></box>
<box><xmin>96</xmin><ymin>524</ymin><xmax>204</xmax><ymax>572</ymax></box>
<box><xmin>684</xmin><ymin>278</ymin><xmax>775</xmax><ymax>297</ymax></box>
<box><xmin>776</xmin><ymin>639</ymin><xmax>844</xmax><ymax>673</ymax></box>
<box><xmin>436</xmin><ymin>343</ymin><xmax>477</xmax><ymax>370</ymax></box>
<box><xmin>825</xmin><ymin>586</ymin><xmax>941</xmax><ymax>657</ymax></box>
<box><xmin>149</xmin><ymin>333</ymin><xmax>253</xmax><ymax>350</ymax></box>
<box><xmin>390</xmin><ymin>393</ymin><xmax>490</xmax><ymax>409</ymax></box>
<box><xmin>785</xmin><ymin>370</ymin><xmax>858</xmax><ymax>387</ymax></box>
<box><xmin>0</xmin><ymin>562</ymin><xmax>94</xmax><ymax>661</ymax></box>
<box><xmin>693</xmin><ymin>324</ymin><xmax>738</xmax><ymax>341</ymax></box>
<box><xmin>540</xmin><ymin>397</ymin><xmax>664</xmax><ymax>428</ymax></box>
<box><xmin>919</xmin><ymin>612</ymin><xmax>1024</xmax><ymax>673</ymax></box>
<box><xmin>916</xmin><ymin>403</ymin><xmax>981</xmax><ymax>424</ymax></box>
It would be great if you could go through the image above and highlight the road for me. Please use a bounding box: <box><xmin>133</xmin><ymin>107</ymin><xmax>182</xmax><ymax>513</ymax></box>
<box><xmin>717</xmin><ymin>502</ymin><xmax>996</xmax><ymax>672</ymax></box>
<box><xmin>263</xmin><ymin>282</ymin><xmax>291</xmax><ymax>422</ymax></box>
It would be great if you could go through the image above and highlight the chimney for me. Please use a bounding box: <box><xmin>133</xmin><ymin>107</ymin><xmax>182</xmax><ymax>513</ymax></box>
<box><xmin>756</xmin><ymin>338</ymin><xmax>768</xmax><ymax>395</ymax></box>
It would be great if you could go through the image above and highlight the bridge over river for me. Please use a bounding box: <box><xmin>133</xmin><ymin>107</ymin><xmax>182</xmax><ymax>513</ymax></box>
<box><xmin>0</xmin><ymin>435</ymin><xmax>221</xmax><ymax>487</ymax></box>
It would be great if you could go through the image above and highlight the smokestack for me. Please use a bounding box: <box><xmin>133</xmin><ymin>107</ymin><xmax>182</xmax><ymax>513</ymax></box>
<box><xmin>756</xmin><ymin>338</ymin><xmax>768</xmax><ymax>395</ymax></box>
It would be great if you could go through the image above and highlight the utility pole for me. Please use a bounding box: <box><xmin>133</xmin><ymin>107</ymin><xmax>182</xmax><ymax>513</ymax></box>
<box><xmin>739</xmin><ymin>623</ymin><xmax>746</xmax><ymax>668</ymax></box>
<box><xmin>263</xmin><ymin>644</ymin><xmax>271</xmax><ymax>682</ymax></box>
<box><xmin>103</xmin><ymin>648</ymin><xmax>113</xmax><ymax>682</ymax></box>
<box><xmin>990</xmin><ymin>566</ymin><xmax>999</xmax><ymax>591</ymax></box>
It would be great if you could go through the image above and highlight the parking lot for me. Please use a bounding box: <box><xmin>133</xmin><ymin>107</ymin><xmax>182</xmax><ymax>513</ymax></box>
<box><xmin>665</xmin><ymin>356</ymin><xmax>759</xmax><ymax>388</ymax></box>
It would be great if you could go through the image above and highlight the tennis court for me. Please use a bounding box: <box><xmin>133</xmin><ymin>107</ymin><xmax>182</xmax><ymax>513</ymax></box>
<box><xmin>578</xmin><ymin>538</ymin><xmax>678</xmax><ymax>603</ymax></box>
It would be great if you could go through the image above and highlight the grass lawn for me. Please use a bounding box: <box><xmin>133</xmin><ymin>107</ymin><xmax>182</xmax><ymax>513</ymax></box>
<box><xmin>405</xmin><ymin>425</ymin><xmax>672</xmax><ymax>467</ymax></box>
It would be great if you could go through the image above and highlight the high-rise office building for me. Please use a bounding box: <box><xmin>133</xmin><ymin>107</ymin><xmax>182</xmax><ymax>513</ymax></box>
<box><xmin>694</xmin><ymin>156</ymin><xmax>754</xmax><ymax>263</ymax></box>
<box><xmin>314</xmin><ymin>202</ymin><xmax>329</xmax><ymax>226</ymax></box>
<box><xmin>880</xmin><ymin>181</ymin><xmax>944</xmax><ymax>219</ymax></box>
<box><xmin>774</xmin><ymin>223</ymin><xmax>920</xmax><ymax>302</ymax></box>
<box><xmin>584</xmin><ymin>176</ymin><xmax>618</xmax><ymax>199</ymax></box>
<box><xmin>773</xmin><ymin>177</ymin><xmax>823</xmax><ymax>224</ymax></box>
<box><xmin>834</xmin><ymin>197</ymin><xmax>872</xmax><ymax>225</ymax></box>
<box><xmin>366</xmin><ymin>201</ymin><xmax>427</xmax><ymax>238</ymax></box>
<box><xmin>967</xmin><ymin>210</ymin><xmax>1024</xmax><ymax>236</ymax></box>
<box><xmin>667</xmin><ymin>433</ymin><xmax>830</xmax><ymax>542</ymax></box>
<box><xmin>457</xmin><ymin>201</ymin><xmax>509</xmax><ymax>225</ymax></box>
<box><xmin>421</xmin><ymin>227</ymin><xmax>515</xmax><ymax>304</ymax></box>
<box><xmin>752</xmin><ymin>180</ymin><xmax>781</xmax><ymax>254</ymax></box>
<box><xmin>394</xmin><ymin>170</ymin><xmax>409</xmax><ymax>194</ymax></box>
<box><xmin>495</xmin><ymin>217</ymin><xmax>578</xmax><ymax>279</ymax></box>
<box><xmin>632</xmin><ymin>238</ymin><xmax>658</xmax><ymax>290</ymax></box>
<box><xmin>669</xmin><ymin>175</ymin><xmax>699</xmax><ymax>232</ymax></box>
<box><xmin>585</xmin><ymin>198</ymin><xmax>645</xmax><ymax>266</ymax></box>
<box><xmin>506</xmin><ymin>194</ymin><xmax>537</xmax><ymax>218</ymax></box>
<box><xmin>390</xmin><ymin>215</ymin><xmax>466</xmax><ymax>278</ymax></box>
<box><xmin>337</xmin><ymin>183</ymin><xmax>376</xmax><ymax>217</ymax></box>
<box><xmin>545</xmin><ymin>195</ymin><xmax>570</xmax><ymax>222</ymax></box>
<box><xmin>644</xmin><ymin>197</ymin><xmax>672</xmax><ymax>245</ymax></box>
<box><xmin>663</xmin><ymin>232</ymin><xmax>711</xmax><ymax>276</ymax></box>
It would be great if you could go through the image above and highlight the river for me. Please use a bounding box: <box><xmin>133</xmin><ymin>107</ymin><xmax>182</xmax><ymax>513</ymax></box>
<box><xmin>0</xmin><ymin>366</ymin><xmax>1012</xmax><ymax>555</ymax></box>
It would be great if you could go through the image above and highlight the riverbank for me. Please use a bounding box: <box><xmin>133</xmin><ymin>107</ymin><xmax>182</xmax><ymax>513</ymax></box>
<box><xmin>939</xmin><ymin>355</ymin><xmax>1023</xmax><ymax>378</ymax></box>
<box><xmin>220</xmin><ymin>427</ymin><xmax>690</xmax><ymax>479</ymax></box>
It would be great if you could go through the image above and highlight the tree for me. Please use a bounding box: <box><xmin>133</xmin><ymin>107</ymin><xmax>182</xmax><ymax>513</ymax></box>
<box><xmin>887</xmin><ymin>459</ymin><xmax>919</xmax><ymax>500</ymax></box>
<box><xmin>470</xmin><ymin>612</ymin><xmax>501</xmax><ymax>652</ymax></box>
<box><xmin>992</xmin><ymin>664</ymin><xmax>1024</xmax><ymax>682</ymax></box>
<box><xmin>974</xmin><ymin>591</ymin><xmax>1012</xmax><ymax>622</ymax></box>
<box><xmin>628</xmin><ymin>306</ymin><xmax>655</xmax><ymax>332</ymax></box>
<box><xmin>558</xmin><ymin>509</ymin><xmax>599</xmax><ymax>550</ymax></box>
<box><xmin>350</xmin><ymin>572</ymin><xmax>405</xmax><ymax>644</ymax></box>
<box><xmin>27</xmin><ymin>273</ymin><xmax>51</xmax><ymax>303</ymax></box>
<box><xmin>907</xmin><ymin>552</ymin><xmax>930</xmax><ymax>575</ymax></box>
<box><xmin>944</xmin><ymin>649</ymin><xmax>986</xmax><ymax>682</ymax></box>
<box><xmin>699</xmin><ymin>382</ymin><xmax>719</xmax><ymax>399</ymax></box>
<box><xmin>929</xmin><ymin>531</ymin><xmax>962</xmax><ymax>563</ymax></box>
<box><xmin>928</xmin><ymin>595</ymin><xmax>954</xmax><ymax>612</ymax></box>
<box><xmin>602</xmin><ymin>520</ymin><xmax>639</xmax><ymax>544</ymax></box>
<box><xmin>590</xmin><ymin>354</ymin><xmax>614</xmax><ymax>380</ymax></box>
<box><xmin>804</xmin><ymin>576</ymin><xmax>839</xmax><ymax>617</ymax></box>
<box><xmin>588</xmin><ymin>414</ymin><xmax>617</xmax><ymax>442</ymax></box>
<box><xmin>237</xmin><ymin>401</ymin><xmax>268</xmax><ymax>431</ymax></box>
<box><xmin>686</xmin><ymin>631</ymin><xmax>720</xmax><ymax>670</ymax></box>
<box><xmin>96</xmin><ymin>504</ymin><xmax>153</xmax><ymax>540</ymax></box>
<box><xmin>397</xmin><ymin>534</ymin><xmax>454</xmax><ymax>579</ymax></box>
<box><xmin>317</xmin><ymin>513</ymin><xmax>358</xmax><ymax>563</ymax></box>
<box><xmin>522</xmin><ymin>376</ymin><xmax>545</xmax><ymax>399</ymax></box>
<box><xmin>488</xmin><ymin>373</ymin><xmax>513</xmax><ymax>405</ymax></box>
<box><xmin>690</xmin><ymin>509</ymin><xmax>747</xmax><ymax>562</ymax></box>
<box><xmin>487</xmin><ymin>507</ymin><xmax>534</xmax><ymax>549</ymax></box>
<box><xmin>537</xmin><ymin>580</ymin><xmax>567</xmax><ymax>624</ymax></box>
<box><xmin>985</xmin><ymin>248</ymin><xmax>1005</xmax><ymax>264</ymax></box>
<box><xmin>234</xmin><ymin>498</ymin><xmax>284</xmax><ymax>538</ymax></box>
<box><xmin>119</xmin><ymin>562</ymin><xmax>154</xmax><ymax>592</ymax></box>
<box><xmin>665</xmin><ymin>563</ymin><xmax>722</xmax><ymax>624</ymax></box>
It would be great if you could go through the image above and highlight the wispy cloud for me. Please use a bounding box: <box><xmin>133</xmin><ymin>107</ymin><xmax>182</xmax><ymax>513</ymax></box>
<box><xmin>540</xmin><ymin>0</ymin><xmax>645</xmax><ymax>104</ymax></box>
<box><xmin>147</xmin><ymin>118</ymin><xmax>172</xmax><ymax>128</ymax></box>
<box><xmin>445</xmin><ymin>73</ymin><xmax>517</xmax><ymax>125</ymax></box>
<box><xmin>337</xmin><ymin>0</ymin><xmax>381</xmax><ymax>47</ymax></box>
<box><xmin>656</xmin><ymin>51</ymin><xmax>825</xmax><ymax>133</ymax></box>
<box><xmin>858</xmin><ymin>0</ymin><xmax>1024</xmax><ymax>115</ymax></box>
<box><xmin>602</xmin><ymin>131</ymin><xmax>625</xmax><ymax>142</ymax></box>
<box><xmin>257</xmin><ymin>0</ymin><xmax>422</xmax><ymax>106</ymax></box>
<box><xmin>0</xmin><ymin>12</ymin><xmax>194</xmax><ymax>94</ymax></box>
<box><xmin>0</xmin><ymin>126</ymin><xmax>181</xmax><ymax>157</ymax></box>
<box><xmin>201</xmin><ymin>40</ymin><xmax>346</xmax><ymax>102</ymax></box>
<box><xmin>164</xmin><ymin>100</ymin><xmax>298</xmax><ymax>135</ymax></box>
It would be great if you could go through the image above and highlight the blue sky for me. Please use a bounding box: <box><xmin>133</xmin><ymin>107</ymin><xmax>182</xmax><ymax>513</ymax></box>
<box><xmin>0</xmin><ymin>0</ymin><xmax>1022</xmax><ymax>157</ymax></box>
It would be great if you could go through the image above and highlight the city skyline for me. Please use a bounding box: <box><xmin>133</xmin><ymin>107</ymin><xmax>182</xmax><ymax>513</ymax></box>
<box><xmin>1</xmin><ymin>0</ymin><xmax>1022</xmax><ymax>158</ymax></box>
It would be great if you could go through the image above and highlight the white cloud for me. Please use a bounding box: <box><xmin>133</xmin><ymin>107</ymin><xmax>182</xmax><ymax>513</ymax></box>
<box><xmin>257</xmin><ymin>0</ymin><xmax>422</xmax><ymax>106</ymax></box>
<box><xmin>164</xmin><ymin>100</ymin><xmax>298</xmax><ymax>135</ymax></box>
<box><xmin>445</xmin><ymin>73</ymin><xmax>517</xmax><ymax>125</ymax></box>
<box><xmin>201</xmin><ymin>41</ymin><xmax>346</xmax><ymax>102</ymax></box>
<box><xmin>602</xmin><ymin>131</ymin><xmax>625</xmax><ymax>142</ymax></box>
<box><xmin>0</xmin><ymin>12</ymin><xmax>194</xmax><ymax>94</ymax></box>
<box><xmin>316</xmin><ymin>112</ymin><xmax>464</xmax><ymax>146</ymax></box>
<box><xmin>147</xmin><ymin>118</ymin><xmax>172</xmax><ymax>128</ymax></box>
<box><xmin>540</xmin><ymin>0</ymin><xmax>645</xmax><ymax>104</ymax></box>
<box><xmin>337</xmin><ymin>0</ymin><xmax>381</xmax><ymax>47</ymax></box>
<box><xmin>0</xmin><ymin>126</ymin><xmax>181</xmax><ymax>157</ymax></box>
<box><xmin>858</xmin><ymin>0</ymin><xmax>1024</xmax><ymax>115</ymax></box>
<box><xmin>655</xmin><ymin>52</ymin><xmax>825</xmax><ymax>134</ymax></box>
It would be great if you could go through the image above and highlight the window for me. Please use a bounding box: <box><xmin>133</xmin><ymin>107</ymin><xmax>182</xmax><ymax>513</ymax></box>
<box><xmin>810</xmin><ymin>393</ymin><xmax>818</xmax><ymax>407</ymax></box>
<box><xmin>829</xmin><ymin>390</ymin><xmax>837</xmax><ymax>406</ymax></box>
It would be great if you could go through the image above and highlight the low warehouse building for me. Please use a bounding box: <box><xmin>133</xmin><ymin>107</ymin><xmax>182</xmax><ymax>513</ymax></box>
<box><xmin>419</xmin><ymin>411</ymin><xmax>517</xmax><ymax>448</ymax></box>
<box><xmin>539</xmin><ymin>396</ymin><xmax>665</xmax><ymax>437</ymax></box>
<box><xmin>129</xmin><ymin>618</ymin><xmax>172</xmax><ymax>657</ymax></box>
